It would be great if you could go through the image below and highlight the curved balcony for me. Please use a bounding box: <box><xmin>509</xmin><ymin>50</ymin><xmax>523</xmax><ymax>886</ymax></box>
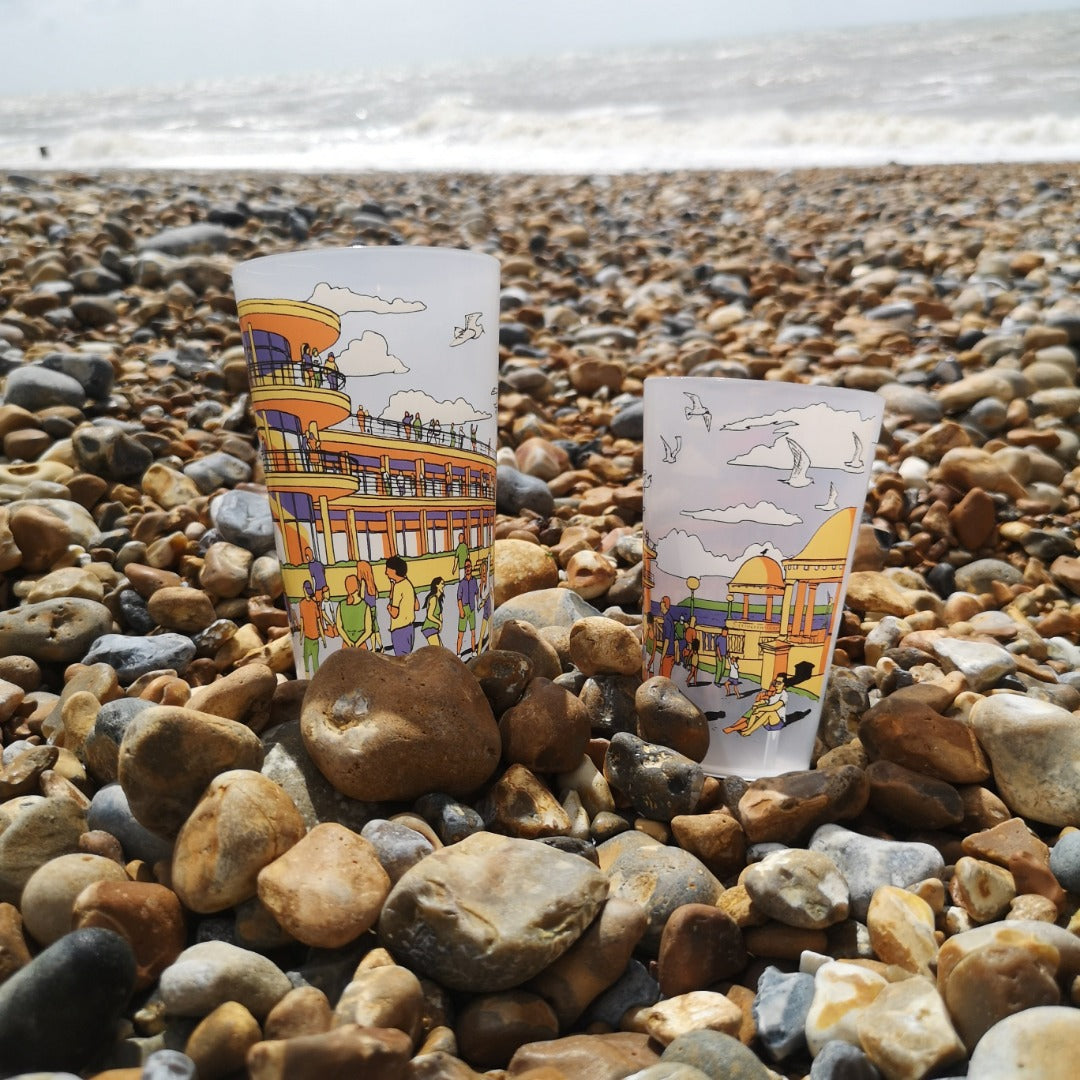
<box><xmin>249</xmin><ymin>360</ymin><xmax>352</xmax><ymax>428</ymax></box>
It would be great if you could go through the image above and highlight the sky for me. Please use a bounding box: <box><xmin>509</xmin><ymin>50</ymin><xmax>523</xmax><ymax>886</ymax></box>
<box><xmin>4</xmin><ymin>0</ymin><xmax>1079</xmax><ymax>97</ymax></box>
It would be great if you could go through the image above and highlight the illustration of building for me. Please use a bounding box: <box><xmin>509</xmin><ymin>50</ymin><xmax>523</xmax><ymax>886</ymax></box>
<box><xmin>238</xmin><ymin>296</ymin><xmax>496</xmax><ymax>602</ymax></box>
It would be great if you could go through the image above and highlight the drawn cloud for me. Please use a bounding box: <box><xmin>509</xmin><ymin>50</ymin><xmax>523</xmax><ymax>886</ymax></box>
<box><xmin>655</xmin><ymin>529</ymin><xmax>786</xmax><ymax>579</ymax></box>
<box><xmin>720</xmin><ymin>402</ymin><xmax>876</xmax><ymax>473</ymax></box>
<box><xmin>380</xmin><ymin>389</ymin><xmax>492</xmax><ymax>425</ymax></box>
<box><xmin>681</xmin><ymin>501</ymin><xmax>802</xmax><ymax>527</ymax></box>
<box><xmin>308</xmin><ymin>282</ymin><xmax>426</xmax><ymax>315</ymax></box>
<box><xmin>336</xmin><ymin>331</ymin><xmax>409</xmax><ymax>376</ymax></box>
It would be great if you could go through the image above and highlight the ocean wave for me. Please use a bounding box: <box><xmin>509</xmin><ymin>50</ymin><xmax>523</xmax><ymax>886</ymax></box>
<box><xmin>8</xmin><ymin>107</ymin><xmax>1080</xmax><ymax>173</ymax></box>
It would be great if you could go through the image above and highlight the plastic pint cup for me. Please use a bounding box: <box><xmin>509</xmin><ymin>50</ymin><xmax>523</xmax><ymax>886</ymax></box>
<box><xmin>231</xmin><ymin>246</ymin><xmax>499</xmax><ymax>677</ymax></box>
<box><xmin>641</xmin><ymin>376</ymin><xmax>884</xmax><ymax>779</ymax></box>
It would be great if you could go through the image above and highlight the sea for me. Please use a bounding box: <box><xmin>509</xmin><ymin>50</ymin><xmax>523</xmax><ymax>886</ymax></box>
<box><xmin>2</xmin><ymin>10</ymin><xmax>1079</xmax><ymax>173</ymax></box>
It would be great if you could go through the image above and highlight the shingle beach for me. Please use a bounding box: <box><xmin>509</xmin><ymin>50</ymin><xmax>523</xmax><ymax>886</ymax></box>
<box><xmin>1</xmin><ymin>163</ymin><xmax>1080</xmax><ymax>1078</ymax></box>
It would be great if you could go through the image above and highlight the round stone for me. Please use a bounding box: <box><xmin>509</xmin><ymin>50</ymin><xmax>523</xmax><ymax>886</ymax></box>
<box><xmin>20</xmin><ymin>852</ymin><xmax>129</xmax><ymax>945</ymax></box>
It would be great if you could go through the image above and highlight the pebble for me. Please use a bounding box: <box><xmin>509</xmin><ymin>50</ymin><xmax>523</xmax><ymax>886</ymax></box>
<box><xmin>159</xmin><ymin>940</ymin><xmax>292</xmax><ymax>1020</ymax></box>
<box><xmin>496</xmin><ymin>464</ymin><xmax>556</xmax><ymax>517</ymax></box>
<box><xmin>635</xmin><ymin>677</ymin><xmax>709</xmax><ymax>763</ymax></box>
<box><xmin>656</xmin><ymin>903</ymin><xmax>747</xmax><ymax>996</ymax></box>
<box><xmin>20</xmin><ymin>851</ymin><xmax>129</xmax><ymax>945</ymax></box>
<box><xmin>378</xmin><ymin>831</ymin><xmax>608</xmax><ymax>991</ymax></box>
<box><xmin>0</xmin><ymin>927</ymin><xmax>136</xmax><ymax>1075</ymax></box>
<box><xmin>118</xmin><ymin>705</ymin><xmax>265</xmax><ymax>839</ymax></box>
<box><xmin>966</xmin><ymin>1005</ymin><xmax>1080</xmax><ymax>1078</ymax></box>
<box><xmin>491</xmin><ymin>586</ymin><xmax>603</xmax><ymax>633</ymax></box>
<box><xmin>809</xmin><ymin>824</ymin><xmax>945</xmax><ymax>921</ymax></box>
<box><xmin>741</xmin><ymin>848</ymin><xmax>850</xmax><ymax>930</ymax></box>
<box><xmin>0</xmin><ymin>599</ymin><xmax>113</xmax><ymax>665</ymax></box>
<box><xmin>604</xmin><ymin>732</ymin><xmax>705</xmax><ymax>821</ymax></box>
<box><xmin>0</xmin><ymin>795</ymin><xmax>87</xmax><ymax>906</ymax></box>
<box><xmin>660</xmin><ymin>1030</ymin><xmax>772</xmax><ymax>1080</ymax></box>
<box><xmin>209</xmin><ymin>489</ymin><xmax>277</xmax><ymax>554</ymax></box>
<box><xmin>83</xmin><ymin>633</ymin><xmax>197</xmax><ymax>683</ymax></box>
<box><xmin>498</xmin><ymin>677</ymin><xmax>591</xmax><ymax>773</ymax></box>
<box><xmin>865</xmin><ymin>884</ymin><xmax>938</xmax><ymax>976</ymax></box>
<box><xmin>300</xmin><ymin>647</ymin><xmax>501</xmax><ymax>802</ymax></box>
<box><xmin>1049</xmin><ymin>830</ymin><xmax>1080</xmax><ymax>891</ymax></box>
<box><xmin>752</xmin><ymin>966</ymin><xmax>815</xmax><ymax>1063</ymax></box>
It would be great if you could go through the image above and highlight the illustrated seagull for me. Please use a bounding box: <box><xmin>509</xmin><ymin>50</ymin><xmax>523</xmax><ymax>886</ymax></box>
<box><xmin>781</xmin><ymin>436</ymin><xmax>812</xmax><ymax>487</ymax></box>
<box><xmin>660</xmin><ymin>434</ymin><xmax>682</xmax><ymax>464</ymax></box>
<box><xmin>845</xmin><ymin>432</ymin><xmax>865</xmax><ymax>471</ymax></box>
<box><xmin>683</xmin><ymin>392</ymin><xmax>712</xmax><ymax>432</ymax></box>
<box><xmin>450</xmin><ymin>312</ymin><xmax>484</xmax><ymax>347</ymax></box>
<box><xmin>816</xmin><ymin>482</ymin><xmax>839</xmax><ymax>511</ymax></box>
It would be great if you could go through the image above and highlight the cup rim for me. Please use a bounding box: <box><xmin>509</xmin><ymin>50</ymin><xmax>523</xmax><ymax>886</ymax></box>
<box><xmin>233</xmin><ymin>244</ymin><xmax>500</xmax><ymax>282</ymax></box>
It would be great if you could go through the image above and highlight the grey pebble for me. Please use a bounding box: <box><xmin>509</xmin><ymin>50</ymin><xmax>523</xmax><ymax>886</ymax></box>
<box><xmin>753</xmin><ymin>965</ymin><xmax>815</xmax><ymax>1063</ymax></box>
<box><xmin>495</xmin><ymin>464</ymin><xmax>555</xmax><ymax>517</ymax></box>
<box><xmin>1049</xmin><ymin>830</ymin><xmax>1080</xmax><ymax>893</ymax></box>
<box><xmin>88</xmin><ymin>783</ymin><xmax>174</xmax><ymax>865</ymax></box>
<box><xmin>3</xmin><ymin>365</ymin><xmax>87</xmax><ymax>410</ymax></box>
<box><xmin>183</xmin><ymin>451</ymin><xmax>253</xmax><ymax>495</ymax></box>
<box><xmin>82</xmin><ymin>633</ymin><xmax>196</xmax><ymax>683</ymax></box>
<box><xmin>210</xmin><ymin>489</ymin><xmax>277</xmax><ymax>554</ymax></box>
<box><xmin>809</xmin><ymin>1039</ymin><xmax>883</xmax><ymax>1079</ymax></box>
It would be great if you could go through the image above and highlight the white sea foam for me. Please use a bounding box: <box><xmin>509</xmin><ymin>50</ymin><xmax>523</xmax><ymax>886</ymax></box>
<box><xmin>2</xmin><ymin>11</ymin><xmax>1078</xmax><ymax>172</ymax></box>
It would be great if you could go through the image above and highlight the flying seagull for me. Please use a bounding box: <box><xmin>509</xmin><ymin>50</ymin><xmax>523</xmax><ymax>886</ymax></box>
<box><xmin>661</xmin><ymin>434</ymin><xmax>683</xmax><ymax>464</ymax></box>
<box><xmin>450</xmin><ymin>312</ymin><xmax>484</xmax><ymax>347</ymax></box>
<box><xmin>781</xmin><ymin>436</ymin><xmax>812</xmax><ymax>487</ymax></box>
<box><xmin>683</xmin><ymin>392</ymin><xmax>712</xmax><ymax>431</ymax></box>
<box><xmin>845</xmin><ymin>432</ymin><xmax>865</xmax><ymax>471</ymax></box>
<box><xmin>816</xmin><ymin>482</ymin><xmax>839</xmax><ymax>511</ymax></box>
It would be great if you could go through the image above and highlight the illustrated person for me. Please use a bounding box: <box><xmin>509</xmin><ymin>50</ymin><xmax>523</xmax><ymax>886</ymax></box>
<box><xmin>297</xmin><ymin>579</ymin><xmax>326</xmax><ymax>676</ymax></box>
<box><xmin>724</xmin><ymin>654</ymin><xmax>741</xmax><ymax>696</ymax></box>
<box><xmin>452</xmin><ymin>531</ymin><xmax>470</xmax><ymax>580</ymax></box>
<box><xmin>456</xmin><ymin>558</ymin><xmax>479</xmax><ymax>655</ymax></box>
<box><xmin>643</xmin><ymin>612</ymin><xmax>658</xmax><ymax>675</ymax></box>
<box><xmin>304</xmin><ymin>422</ymin><xmax>321</xmax><ymax>471</ymax></box>
<box><xmin>300</xmin><ymin>343</ymin><xmax>314</xmax><ymax>386</ymax></box>
<box><xmin>356</xmin><ymin>559</ymin><xmax>382</xmax><ymax>651</ymax></box>
<box><xmin>470</xmin><ymin>423</ymin><xmax>478</xmax><ymax>452</ymax></box>
<box><xmin>685</xmin><ymin>617</ymin><xmax>700</xmax><ymax>686</ymax></box>
<box><xmin>355</xmin><ymin>402</ymin><xmax>367</xmax><ymax>433</ymax></box>
<box><xmin>310</xmin><ymin>349</ymin><xmax>323</xmax><ymax>387</ymax></box>
<box><xmin>402</xmin><ymin>411</ymin><xmax>412</xmax><ymax>440</ymax></box>
<box><xmin>304</xmin><ymin>545</ymin><xmax>327</xmax><ymax>602</ymax></box>
<box><xmin>335</xmin><ymin>574</ymin><xmax>371</xmax><ymax>648</ymax></box>
<box><xmin>659</xmin><ymin>596</ymin><xmax>677</xmax><ymax>678</ymax></box>
<box><xmin>725</xmin><ymin>677</ymin><xmax>787</xmax><ymax>736</ymax></box>
<box><xmin>421</xmin><ymin>576</ymin><xmax>445</xmax><ymax>646</ymax></box>
<box><xmin>478</xmin><ymin>559</ymin><xmax>492</xmax><ymax>650</ymax></box>
<box><xmin>412</xmin><ymin>412</ymin><xmax>422</xmax><ymax>441</ymax></box>
<box><xmin>713</xmin><ymin>627</ymin><xmax>728</xmax><ymax>686</ymax></box>
<box><xmin>323</xmin><ymin>350</ymin><xmax>342</xmax><ymax>389</ymax></box>
<box><xmin>386</xmin><ymin>555</ymin><xmax>419</xmax><ymax>655</ymax></box>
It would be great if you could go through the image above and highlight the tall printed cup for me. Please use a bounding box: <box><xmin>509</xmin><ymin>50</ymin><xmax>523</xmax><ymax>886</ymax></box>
<box><xmin>232</xmin><ymin>247</ymin><xmax>499</xmax><ymax>677</ymax></box>
<box><xmin>642</xmin><ymin>377</ymin><xmax>884</xmax><ymax>779</ymax></box>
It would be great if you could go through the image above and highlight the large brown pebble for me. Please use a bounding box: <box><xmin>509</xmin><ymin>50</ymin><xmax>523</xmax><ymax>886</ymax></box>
<box><xmin>301</xmin><ymin>647</ymin><xmax>500</xmax><ymax>803</ymax></box>
<box><xmin>263</xmin><ymin>985</ymin><xmax>332</xmax><ymax>1040</ymax></box>
<box><xmin>858</xmin><ymin>698</ymin><xmax>989</xmax><ymax>784</ymax></box>
<box><xmin>950</xmin><ymin>487</ymin><xmax>996</xmax><ymax>549</ymax></box>
<box><xmin>118</xmin><ymin>705</ymin><xmax>265</xmax><ymax>839</ymax></box>
<box><xmin>257</xmin><ymin>822</ymin><xmax>389</xmax><ymax>948</ymax></box>
<box><xmin>937</xmin><ymin>446</ymin><xmax>1027</xmax><ymax>499</ymax></box>
<box><xmin>669</xmin><ymin>810</ymin><xmax>746</xmax><ymax>879</ymax></box>
<box><xmin>737</xmin><ymin>766</ymin><xmax>869</xmax><ymax>844</ymax></box>
<box><xmin>185</xmin><ymin>662</ymin><xmax>277</xmax><ymax>732</ymax></box>
<box><xmin>379</xmin><ymin>831</ymin><xmax>608</xmax><ymax>992</ymax></box>
<box><xmin>962</xmin><ymin>817</ymin><xmax>1065</xmax><ymax>909</ymax></box>
<box><xmin>333</xmin><ymin>964</ymin><xmax>425</xmax><ymax>1046</ymax></box>
<box><xmin>636</xmin><ymin>677</ymin><xmax>709</xmax><ymax>763</ymax></box>
<box><xmin>500</xmin><ymin>678</ymin><xmax>591</xmax><ymax>773</ymax></box>
<box><xmin>146</xmin><ymin>585</ymin><xmax>217</xmax><ymax>633</ymax></box>
<box><xmin>186</xmin><ymin>1001</ymin><xmax>262</xmax><ymax>1080</ymax></box>
<box><xmin>0</xmin><ymin>901</ymin><xmax>30</xmax><ymax>984</ymax></box>
<box><xmin>171</xmin><ymin>770</ymin><xmax>305</xmax><ymax>913</ymax></box>
<box><xmin>71</xmin><ymin>879</ymin><xmax>186</xmax><ymax>989</ymax></box>
<box><xmin>494</xmin><ymin>538</ymin><xmax>560</xmax><ymax>608</ymax></box>
<box><xmin>527</xmin><ymin>897</ymin><xmax>646</xmax><ymax>1028</ymax></box>
<box><xmin>865</xmin><ymin>759</ymin><xmax>964</xmax><ymax>829</ymax></box>
<box><xmin>944</xmin><ymin>943</ymin><xmax>1061</xmax><ymax>1052</ymax></box>
<box><xmin>657</xmin><ymin>903</ymin><xmax>747</xmax><ymax>996</ymax></box>
<box><xmin>247</xmin><ymin>1024</ymin><xmax>412</xmax><ymax>1080</ymax></box>
<box><xmin>0</xmin><ymin>598</ymin><xmax>113</xmax><ymax>664</ymax></box>
<box><xmin>457</xmin><ymin>991</ymin><xmax>559</xmax><ymax>1069</ymax></box>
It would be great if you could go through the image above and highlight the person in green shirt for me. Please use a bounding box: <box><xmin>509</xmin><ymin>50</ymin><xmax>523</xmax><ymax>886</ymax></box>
<box><xmin>452</xmin><ymin>532</ymin><xmax>470</xmax><ymax>580</ymax></box>
<box><xmin>335</xmin><ymin>574</ymin><xmax>371</xmax><ymax>648</ymax></box>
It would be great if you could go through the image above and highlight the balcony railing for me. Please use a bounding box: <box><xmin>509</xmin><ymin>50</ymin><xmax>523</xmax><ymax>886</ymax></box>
<box><xmin>349</xmin><ymin>415</ymin><xmax>493</xmax><ymax>457</ymax></box>
<box><xmin>261</xmin><ymin>445</ymin><xmax>493</xmax><ymax>499</ymax></box>
<box><xmin>250</xmin><ymin>359</ymin><xmax>347</xmax><ymax>391</ymax></box>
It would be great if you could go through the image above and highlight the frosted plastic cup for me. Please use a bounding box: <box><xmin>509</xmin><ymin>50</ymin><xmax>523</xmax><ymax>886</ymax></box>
<box><xmin>232</xmin><ymin>246</ymin><xmax>499</xmax><ymax>677</ymax></box>
<box><xmin>641</xmin><ymin>376</ymin><xmax>884</xmax><ymax>779</ymax></box>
